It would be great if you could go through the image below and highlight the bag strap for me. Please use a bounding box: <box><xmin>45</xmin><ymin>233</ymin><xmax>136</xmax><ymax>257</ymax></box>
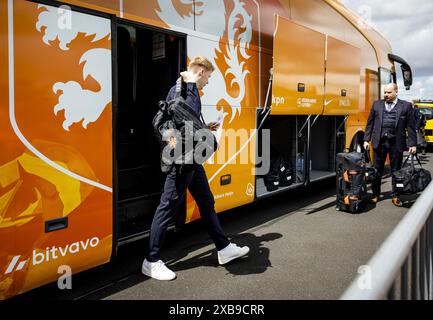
<box><xmin>402</xmin><ymin>154</ymin><xmax>412</xmax><ymax>168</ymax></box>
<box><xmin>175</xmin><ymin>77</ymin><xmax>183</xmax><ymax>99</ymax></box>
<box><xmin>413</xmin><ymin>154</ymin><xmax>423</xmax><ymax>168</ymax></box>
<box><xmin>200</xmin><ymin>113</ymin><xmax>206</xmax><ymax>126</ymax></box>
<box><xmin>403</xmin><ymin>154</ymin><xmax>423</xmax><ymax>174</ymax></box>
<box><xmin>175</xmin><ymin>77</ymin><xmax>207</xmax><ymax>127</ymax></box>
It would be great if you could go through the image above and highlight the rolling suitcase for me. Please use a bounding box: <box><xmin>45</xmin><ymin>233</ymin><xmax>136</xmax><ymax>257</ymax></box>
<box><xmin>336</xmin><ymin>152</ymin><xmax>368</xmax><ymax>213</ymax></box>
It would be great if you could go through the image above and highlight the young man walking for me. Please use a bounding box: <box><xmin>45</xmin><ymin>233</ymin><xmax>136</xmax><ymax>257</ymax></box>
<box><xmin>142</xmin><ymin>56</ymin><xmax>249</xmax><ymax>281</ymax></box>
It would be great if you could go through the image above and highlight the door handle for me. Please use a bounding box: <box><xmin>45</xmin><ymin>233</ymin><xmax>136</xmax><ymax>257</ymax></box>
<box><xmin>45</xmin><ymin>217</ymin><xmax>68</xmax><ymax>233</ymax></box>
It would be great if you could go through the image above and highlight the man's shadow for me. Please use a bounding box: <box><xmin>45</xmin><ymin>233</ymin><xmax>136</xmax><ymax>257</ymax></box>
<box><xmin>168</xmin><ymin>232</ymin><xmax>282</xmax><ymax>276</ymax></box>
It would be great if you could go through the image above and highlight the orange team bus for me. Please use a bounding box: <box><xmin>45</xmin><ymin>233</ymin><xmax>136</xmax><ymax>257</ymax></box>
<box><xmin>0</xmin><ymin>0</ymin><xmax>413</xmax><ymax>299</ymax></box>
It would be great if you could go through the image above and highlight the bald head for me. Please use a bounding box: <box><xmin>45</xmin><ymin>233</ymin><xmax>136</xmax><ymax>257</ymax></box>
<box><xmin>384</xmin><ymin>83</ymin><xmax>398</xmax><ymax>102</ymax></box>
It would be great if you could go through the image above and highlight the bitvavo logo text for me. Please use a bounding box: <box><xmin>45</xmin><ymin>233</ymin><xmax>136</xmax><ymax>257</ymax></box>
<box><xmin>33</xmin><ymin>237</ymin><xmax>100</xmax><ymax>265</ymax></box>
<box><xmin>5</xmin><ymin>237</ymin><xmax>101</xmax><ymax>274</ymax></box>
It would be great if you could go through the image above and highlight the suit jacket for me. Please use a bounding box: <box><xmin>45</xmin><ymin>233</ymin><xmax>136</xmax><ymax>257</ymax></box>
<box><xmin>364</xmin><ymin>99</ymin><xmax>417</xmax><ymax>152</ymax></box>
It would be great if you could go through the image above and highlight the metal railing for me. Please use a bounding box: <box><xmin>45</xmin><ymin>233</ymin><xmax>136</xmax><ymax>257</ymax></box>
<box><xmin>340</xmin><ymin>180</ymin><xmax>433</xmax><ymax>300</ymax></box>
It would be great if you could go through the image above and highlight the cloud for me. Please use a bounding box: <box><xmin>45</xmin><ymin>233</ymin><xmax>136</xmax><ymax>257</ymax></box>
<box><xmin>342</xmin><ymin>0</ymin><xmax>433</xmax><ymax>100</ymax></box>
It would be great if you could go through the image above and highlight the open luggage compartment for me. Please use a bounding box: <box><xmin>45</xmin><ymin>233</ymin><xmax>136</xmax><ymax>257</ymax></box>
<box><xmin>256</xmin><ymin>115</ymin><xmax>306</xmax><ymax>198</ymax></box>
<box><xmin>256</xmin><ymin>114</ymin><xmax>346</xmax><ymax>198</ymax></box>
<box><xmin>309</xmin><ymin>116</ymin><xmax>345</xmax><ymax>182</ymax></box>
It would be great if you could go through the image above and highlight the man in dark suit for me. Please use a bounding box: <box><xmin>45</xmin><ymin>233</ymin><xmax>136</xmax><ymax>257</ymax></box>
<box><xmin>363</xmin><ymin>83</ymin><xmax>417</xmax><ymax>207</ymax></box>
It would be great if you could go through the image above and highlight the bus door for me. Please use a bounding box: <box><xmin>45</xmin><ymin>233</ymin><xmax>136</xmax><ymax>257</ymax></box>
<box><xmin>1</xmin><ymin>1</ymin><xmax>113</xmax><ymax>299</ymax></box>
<box><xmin>114</xmin><ymin>21</ymin><xmax>186</xmax><ymax>244</ymax></box>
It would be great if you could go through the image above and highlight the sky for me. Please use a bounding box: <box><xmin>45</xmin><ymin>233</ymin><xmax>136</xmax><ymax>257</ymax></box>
<box><xmin>341</xmin><ymin>0</ymin><xmax>433</xmax><ymax>101</ymax></box>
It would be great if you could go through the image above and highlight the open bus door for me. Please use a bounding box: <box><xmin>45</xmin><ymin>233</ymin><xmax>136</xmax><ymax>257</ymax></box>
<box><xmin>114</xmin><ymin>21</ymin><xmax>187</xmax><ymax>244</ymax></box>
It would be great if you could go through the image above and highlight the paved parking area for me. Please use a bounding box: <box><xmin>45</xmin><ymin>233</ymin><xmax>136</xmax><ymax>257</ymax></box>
<box><xmin>15</xmin><ymin>153</ymin><xmax>433</xmax><ymax>300</ymax></box>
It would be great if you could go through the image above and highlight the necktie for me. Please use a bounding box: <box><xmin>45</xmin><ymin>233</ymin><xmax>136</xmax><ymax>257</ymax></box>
<box><xmin>386</xmin><ymin>103</ymin><xmax>392</xmax><ymax>112</ymax></box>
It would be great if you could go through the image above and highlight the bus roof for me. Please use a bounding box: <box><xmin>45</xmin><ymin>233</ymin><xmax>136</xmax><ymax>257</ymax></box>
<box><xmin>325</xmin><ymin>0</ymin><xmax>393</xmax><ymax>70</ymax></box>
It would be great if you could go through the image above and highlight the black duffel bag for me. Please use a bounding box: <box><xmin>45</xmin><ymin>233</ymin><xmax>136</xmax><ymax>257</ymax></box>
<box><xmin>279</xmin><ymin>157</ymin><xmax>294</xmax><ymax>187</ymax></box>
<box><xmin>264</xmin><ymin>157</ymin><xmax>282</xmax><ymax>191</ymax></box>
<box><xmin>153</xmin><ymin>78</ymin><xmax>218</xmax><ymax>171</ymax></box>
<box><xmin>392</xmin><ymin>154</ymin><xmax>432</xmax><ymax>195</ymax></box>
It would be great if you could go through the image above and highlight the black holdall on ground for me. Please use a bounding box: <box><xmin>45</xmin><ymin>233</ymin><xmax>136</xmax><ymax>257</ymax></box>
<box><xmin>152</xmin><ymin>78</ymin><xmax>218</xmax><ymax>172</ymax></box>
<box><xmin>392</xmin><ymin>154</ymin><xmax>432</xmax><ymax>195</ymax></box>
<box><xmin>336</xmin><ymin>151</ymin><xmax>368</xmax><ymax>213</ymax></box>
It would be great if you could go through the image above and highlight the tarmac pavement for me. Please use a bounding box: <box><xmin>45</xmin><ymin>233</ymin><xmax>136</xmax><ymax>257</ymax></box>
<box><xmin>14</xmin><ymin>152</ymin><xmax>433</xmax><ymax>300</ymax></box>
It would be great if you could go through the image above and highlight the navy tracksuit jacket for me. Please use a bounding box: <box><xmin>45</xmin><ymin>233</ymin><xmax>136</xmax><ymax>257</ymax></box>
<box><xmin>147</xmin><ymin>82</ymin><xmax>229</xmax><ymax>262</ymax></box>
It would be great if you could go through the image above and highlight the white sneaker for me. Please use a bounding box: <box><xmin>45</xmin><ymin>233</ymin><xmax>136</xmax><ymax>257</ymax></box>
<box><xmin>218</xmin><ymin>243</ymin><xmax>250</xmax><ymax>265</ymax></box>
<box><xmin>141</xmin><ymin>259</ymin><xmax>176</xmax><ymax>281</ymax></box>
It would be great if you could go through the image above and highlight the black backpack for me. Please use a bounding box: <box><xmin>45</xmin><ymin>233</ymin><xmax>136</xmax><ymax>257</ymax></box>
<box><xmin>152</xmin><ymin>78</ymin><xmax>218</xmax><ymax>172</ymax></box>
<box><xmin>392</xmin><ymin>154</ymin><xmax>431</xmax><ymax>195</ymax></box>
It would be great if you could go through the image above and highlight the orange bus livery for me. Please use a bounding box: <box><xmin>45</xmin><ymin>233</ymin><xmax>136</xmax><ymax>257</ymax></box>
<box><xmin>0</xmin><ymin>0</ymin><xmax>413</xmax><ymax>299</ymax></box>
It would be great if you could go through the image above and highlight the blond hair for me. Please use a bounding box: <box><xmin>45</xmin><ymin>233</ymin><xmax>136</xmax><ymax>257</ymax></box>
<box><xmin>188</xmin><ymin>56</ymin><xmax>215</xmax><ymax>72</ymax></box>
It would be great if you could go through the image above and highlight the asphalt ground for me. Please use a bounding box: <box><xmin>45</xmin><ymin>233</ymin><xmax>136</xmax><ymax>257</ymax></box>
<box><xmin>13</xmin><ymin>151</ymin><xmax>433</xmax><ymax>300</ymax></box>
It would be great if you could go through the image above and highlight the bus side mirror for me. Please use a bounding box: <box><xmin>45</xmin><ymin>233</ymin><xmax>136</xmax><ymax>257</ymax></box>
<box><xmin>388</xmin><ymin>54</ymin><xmax>413</xmax><ymax>91</ymax></box>
<box><xmin>401</xmin><ymin>64</ymin><xmax>413</xmax><ymax>90</ymax></box>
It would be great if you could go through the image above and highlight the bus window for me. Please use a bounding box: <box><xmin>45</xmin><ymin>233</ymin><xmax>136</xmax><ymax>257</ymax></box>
<box><xmin>379</xmin><ymin>67</ymin><xmax>393</xmax><ymax>100</ymax></box>
<box><xmin>365</xmin><ymin>69</ymin><xmax>379</xmax><ymax>112</ymax></box>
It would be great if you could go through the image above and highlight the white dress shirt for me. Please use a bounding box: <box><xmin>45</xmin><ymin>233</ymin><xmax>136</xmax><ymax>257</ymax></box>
<box><xmin>385</xmin><ymin>98</ymin><xmax>398</xmax><ymax>112</ymax></box>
